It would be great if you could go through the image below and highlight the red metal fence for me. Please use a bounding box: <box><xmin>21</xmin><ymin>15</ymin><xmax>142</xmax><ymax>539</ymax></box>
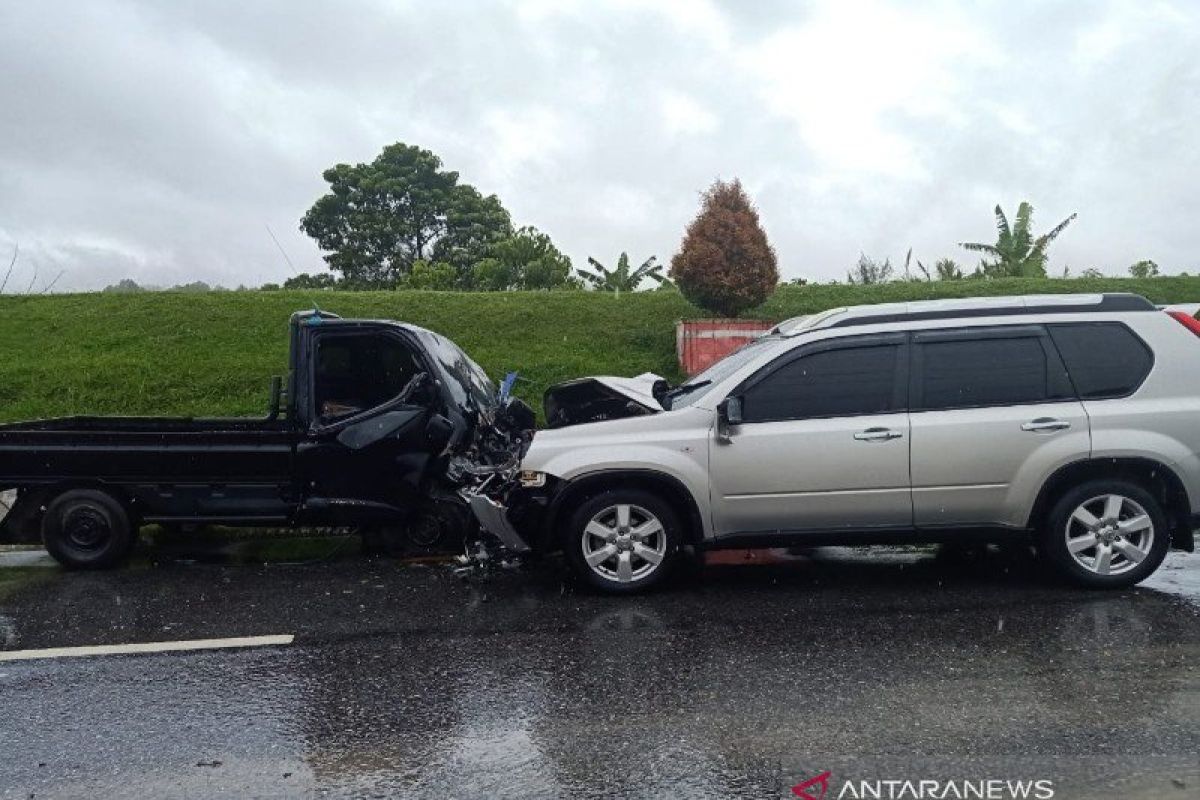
<box><xmin>676</xmin><ymin>319</ymin><xmax>774</xmax><ymax>376</ymax></box>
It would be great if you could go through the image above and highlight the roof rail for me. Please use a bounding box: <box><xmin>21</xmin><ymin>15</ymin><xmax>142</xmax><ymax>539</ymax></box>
<box><xmin>777</xmin><ymin>293</ymin><xmax>1155</xmax><ymax>335</ymax></box>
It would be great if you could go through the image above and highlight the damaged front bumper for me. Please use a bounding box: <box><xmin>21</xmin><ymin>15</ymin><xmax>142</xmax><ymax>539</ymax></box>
<box><xmin>466</xmin><ymin>493</ymin><xmax>530</xmax><ymax>553</ymax></box>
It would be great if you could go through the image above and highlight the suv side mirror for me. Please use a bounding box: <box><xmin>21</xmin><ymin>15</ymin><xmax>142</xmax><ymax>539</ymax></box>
<box><xmin>716</xmin><ymin>396</ymin><xmax>743</xmax><ymax>443</ymax></box>
<box><xmin>721</xmin><ymin>396</ymin><xmax>743</xmax><ymax>425</ymax></box>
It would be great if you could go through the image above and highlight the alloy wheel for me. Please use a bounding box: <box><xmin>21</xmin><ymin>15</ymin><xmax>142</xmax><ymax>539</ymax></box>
<box><xmin>1064</xmin><ymin>493</ymin><xmax>1154</xmax><ymax>577</ymax></box>
<box><xmin>581</xmin><ymin>503</ymin><xmax>667</xmax><ymax>584</ymax></box>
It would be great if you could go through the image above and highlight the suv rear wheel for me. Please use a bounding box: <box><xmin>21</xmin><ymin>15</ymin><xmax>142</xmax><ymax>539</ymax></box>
<box><xmin>1042</xmin><ymin>479</ymin><xmax>1169</xmax><ymax>588</ymax></box>
<box><xmin>563</xmin><ymin>489</ymin><xmax>680</xmax><ymax>593</ymax></box>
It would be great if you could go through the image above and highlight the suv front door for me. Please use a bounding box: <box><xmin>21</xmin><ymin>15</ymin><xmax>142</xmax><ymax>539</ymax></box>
<box><xmin>708</xmin><ymin>333</ymin><xmax>912</xmax><ymax>538</ymax></box>
<box><xmin>907</xmin><ymin>325</ymin><xmax>1090</xmax><ymax>529</ymax></box>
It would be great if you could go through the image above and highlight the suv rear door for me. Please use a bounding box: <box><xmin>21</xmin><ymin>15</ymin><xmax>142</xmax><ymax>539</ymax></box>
<box><xmin>908</xmin><ymin>325</ymin><xmax>1089</xmax><ymax>529</ymax></box>
<box><xmin>709</xmin><ymin>332</ymin><xmax>912</xmax><ymax>536</ymax></box>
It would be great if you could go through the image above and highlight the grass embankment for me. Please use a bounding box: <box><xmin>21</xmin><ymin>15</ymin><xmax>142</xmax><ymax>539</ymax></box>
<box><xmin>2</xmin><ymin>277</ymin><xmax>1200</xmax><ymax>423</ymax></box>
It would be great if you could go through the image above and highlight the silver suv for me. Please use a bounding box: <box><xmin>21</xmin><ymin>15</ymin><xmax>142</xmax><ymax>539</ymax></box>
<box><xmin>475</xmin><ymin>293</ymin><xmax>1200</xmax><ymax>593</ymax></box>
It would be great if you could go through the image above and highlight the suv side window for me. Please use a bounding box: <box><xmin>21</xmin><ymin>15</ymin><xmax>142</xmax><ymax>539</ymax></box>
<box><xmin>1047</xmin><ymin>322</ymin><xmax>1153</xmax><ymax>399</ymax></box>
<box><xmin>914</xmin><ymin>329</ymin><xmax>1073</xmax><ymax>411</ymax></box>
<box><xmin>740</xmin><ymin>343</ymin><xmax>902</xmax><ymax>423</ymax></box>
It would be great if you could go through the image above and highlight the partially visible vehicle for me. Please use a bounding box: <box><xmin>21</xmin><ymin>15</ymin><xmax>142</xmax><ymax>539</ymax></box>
<box><xmin>473</xmin><ymin>293</ymin><xmax>1200</xmax><ymax>593</ymax></box>
<box><xmin>0</xmin><ymin>310</ymin><xmax>533</xmax><ymax>568</ymax></box>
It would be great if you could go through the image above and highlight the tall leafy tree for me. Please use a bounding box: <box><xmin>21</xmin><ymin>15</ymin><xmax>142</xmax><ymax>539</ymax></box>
<box><xmin>579</xmin><ymin>253</ymin><xmax>667</xmax><ymax>292</ymax></box>
<box><xmin>959</xmin><ymin>202</ymin><xmax>1076</xmax><ymax>278</ymax></box>
<box><xmin>472</xmin><ymin>226</ymin><xmax>576</xmax><ymax>290</ymax></box>
<box><xmin>300</xmin><ymin>143</ymin><xmax>512</xmax><ymax>287</ymax></box>
<box><xmin>670</xmin><ymin>179</ymin><xmax>778</xmax><ymax>316</ymax></box>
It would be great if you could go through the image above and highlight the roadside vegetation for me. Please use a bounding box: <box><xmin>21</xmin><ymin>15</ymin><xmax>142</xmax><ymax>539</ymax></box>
<box><xmin>2</xmin><ymin>142</ymin><xmax>1191</xmax><ymax>424</ymax></box>
<box><xmin>4</xmin><ymin>277</ymin><xmax>1200</xmax><ymax>423</ymax></box>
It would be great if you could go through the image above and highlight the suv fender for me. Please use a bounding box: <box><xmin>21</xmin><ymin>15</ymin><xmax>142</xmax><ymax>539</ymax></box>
<box><xmin>1027</xmin><ymin>457</ymin><xmax>1194</xmax><ymax>552</ymax></box>
<box><xmin>540</xmin><ymin>469</ymin><xmax>708</xmax><ymax>551</ymax></box>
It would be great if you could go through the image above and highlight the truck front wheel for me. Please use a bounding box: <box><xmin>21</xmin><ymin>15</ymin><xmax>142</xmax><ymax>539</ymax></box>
<box><xmin>41</xmin><ymin>489</ymin><xmax>135</xmax><ymax>570</ymax></box>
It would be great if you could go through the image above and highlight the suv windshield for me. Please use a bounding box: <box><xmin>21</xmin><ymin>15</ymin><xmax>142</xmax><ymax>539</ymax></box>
<box><xmin>415</xmin><ymin>329</ymin><xmax>497</xmax><ymax>412</ymax></box>
<box><xmin>668</xmin><ymin>335</ymin><xmax>782</xmax><ymax>408</ymax></box>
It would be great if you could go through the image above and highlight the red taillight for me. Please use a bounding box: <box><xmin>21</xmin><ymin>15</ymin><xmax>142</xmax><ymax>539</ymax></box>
<box><xmin>1166</xmin><ymin>310</ymin><xmax>1200</xmax><ymax>337</ymax></box>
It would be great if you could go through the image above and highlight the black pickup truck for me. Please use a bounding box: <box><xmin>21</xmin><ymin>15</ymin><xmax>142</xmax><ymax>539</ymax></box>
<box><xmin>0</xmin><ymin>310</ymin><xmax>534</xmax><ymax>569</ymax></box>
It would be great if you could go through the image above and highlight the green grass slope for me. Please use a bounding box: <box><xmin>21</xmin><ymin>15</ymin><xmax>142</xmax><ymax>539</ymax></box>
<box><xmin>2</xmin><ymin>277</ymin><xmax>1199</xmax><ymax>423</ymax></box>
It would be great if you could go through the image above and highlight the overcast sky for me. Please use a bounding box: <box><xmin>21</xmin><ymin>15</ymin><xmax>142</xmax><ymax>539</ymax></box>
<box><xmin>2</xmin><ymin>0</ymin><xmax>1198</xmax><ymax>291</ymax></box>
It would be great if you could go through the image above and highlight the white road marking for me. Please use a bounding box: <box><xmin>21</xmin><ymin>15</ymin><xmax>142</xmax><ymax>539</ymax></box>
<box><xmin>0</xmin><ymin>634</ymin><xmax>294</xmax><ymax>662</ymax></box>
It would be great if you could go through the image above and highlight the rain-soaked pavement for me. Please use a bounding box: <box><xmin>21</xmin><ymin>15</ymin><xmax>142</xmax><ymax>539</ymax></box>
<box><xmin>1</xmin><ymin>545</ymin><xmax>1198</xmax><ymax>799</ymax></box>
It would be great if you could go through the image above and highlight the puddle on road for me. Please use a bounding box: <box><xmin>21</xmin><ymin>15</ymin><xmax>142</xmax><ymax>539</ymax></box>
<box><xmin>1141</xmin><ymin>551</ymin><xmax>1200</xmax><ymax>606</ymax></box>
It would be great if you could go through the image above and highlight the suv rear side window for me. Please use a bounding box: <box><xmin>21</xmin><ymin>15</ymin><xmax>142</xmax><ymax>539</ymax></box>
<box><xmin>741</xmin><ymin>344</ymin><xmax>901</xmax><ymax>422</ymax></box>
<box><xmin>916</xmin><ymin>334</ymin><xmax>1070</xmax><ymax>410</ymax></box>
<box><xmin>1047</xmin><ymin>323</ymin><xmax>1153</xmax><ymax>399</ymax></box>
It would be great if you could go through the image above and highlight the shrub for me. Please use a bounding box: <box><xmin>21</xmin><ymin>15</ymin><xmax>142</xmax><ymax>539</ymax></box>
<box><xmin>670</xmin><ymin>179</ymin><xmax>778</xmax><ymax>316</ymax></box>
<box><xmin>471</xmin><ymin>226</ymin><xmax>576</xmax><ymax>290</ymax></box>
<box><xmin>406</xmin><ymin>260</ymin><xmax>457</xmax><ymax>290</ymax></box>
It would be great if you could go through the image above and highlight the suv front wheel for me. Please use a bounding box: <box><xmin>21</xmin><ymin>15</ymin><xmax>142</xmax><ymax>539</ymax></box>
<box><xmin>1042</xmin><ymin>479</ymin><xmax>1170</xmax><ymax>588</ymax></box>
<box><xmin>563</xmin><ymin>489</ymin><xmax>680</xmax><ymax>593</ymax></box>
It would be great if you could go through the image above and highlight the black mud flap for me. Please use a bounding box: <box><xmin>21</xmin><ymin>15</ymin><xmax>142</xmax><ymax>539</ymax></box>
<box><xmin>1174</xmin><ymin>518</ymin><xmax>1196</xmax><ymax>552</ymax></box>
<box><xmin>0</xmin><ymin>490</ymin><xmax>44</xmax><ymax>544</ymax></box>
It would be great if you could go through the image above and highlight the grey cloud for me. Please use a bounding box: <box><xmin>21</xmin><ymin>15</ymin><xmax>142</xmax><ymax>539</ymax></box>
<box><xmin>1</xmin><ymin>0</ymin><xmax>1199</xmax><ymax>293</ymax></box>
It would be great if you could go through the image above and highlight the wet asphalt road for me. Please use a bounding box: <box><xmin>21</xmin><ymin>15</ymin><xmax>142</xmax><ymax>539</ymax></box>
<box><xmin>1</xmin><ymin>546</ymin><xmax>1198</xmax><ymax>799</ymax></box>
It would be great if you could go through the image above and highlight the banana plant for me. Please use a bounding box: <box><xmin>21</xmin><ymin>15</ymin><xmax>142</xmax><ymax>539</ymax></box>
<box><xmin>578</xmin><ymin>252</ymin><xmax>669</xmax><ymax>293</ymax></box>
<box><xmin>959</xmin><ymin>202</ymin><xmax>1076</xmax><ymax>278</ymax></box>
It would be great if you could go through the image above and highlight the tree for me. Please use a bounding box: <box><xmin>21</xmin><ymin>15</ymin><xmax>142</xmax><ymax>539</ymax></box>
<box><xmin>102</xmin><ymin>279</ymin><xmax>145</xmax><ymax>293</ymax></box>
<box><xmin>847</xmin><ymin>254</ymin><xmax>893</xmax><ymax>285</ymax></box>
<box><xmin>405</xmin><ymin>260</ymin><xmax>457</xmax><ymax>290</ymax></box>
<box><xmin>429</xmin><ymin>185</ymin><xmax>513</xmax><ymax>285</ymax></box>
<box><xmin>1129</xmin><ymin>259</ymin><xmax>1160</xmax><ymax>278</ymax></box>
<box><xmin>578</xmin><ymin>253</ymin><xmax>667</xmax><ymax>292</ymax></box>
<box><xmin>283</xmin><ymin>272</ymin><xmax>339</xmax><ymax>290</ymax></box>
<box><xmin>471</xmin><ymin>226</ymin><xmax>576</xmax><ymax>290</ymax></box>
<box><xmin>300</xmin><ymin>143</ymin><xmax>513</xmax><ymax>287</ymax></box>
<box><xmin>959</xmin><ymin>202</ymin><xmax>1076</xmax><ymax>278</ymax></box>
<box><xmin>670</xmin><ymin>179</ymin><xmax>778</xmax><ymax>316</ymax></box>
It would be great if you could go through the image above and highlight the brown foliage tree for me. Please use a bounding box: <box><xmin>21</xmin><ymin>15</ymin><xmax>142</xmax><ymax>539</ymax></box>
<box><xmin>670</xmin><ymin>179</ymin><xmax>779</xmax><ymax>317</ymax></box>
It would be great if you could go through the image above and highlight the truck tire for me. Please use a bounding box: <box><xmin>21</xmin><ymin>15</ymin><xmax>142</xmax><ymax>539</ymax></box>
<box><xmin>41</xmin><ymin>489</ymin><xmax>135</xmax><ymax>570</ymax></box>
<box><xmin>563</xmin><ymin>489</ymin><xmax>680</xmax><ymax>593</ymax></box>
<box><xmin>1041</xmin><ymin>479</ymin><xmax>1170</xmax><ymax>589</ymax></box>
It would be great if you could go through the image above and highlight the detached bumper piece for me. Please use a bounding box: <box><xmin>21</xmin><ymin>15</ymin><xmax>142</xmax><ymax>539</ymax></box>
<box><xmin>467</xmin><ymin>494</ymin><xmax>531</xmax><ymax>553</ymax></box>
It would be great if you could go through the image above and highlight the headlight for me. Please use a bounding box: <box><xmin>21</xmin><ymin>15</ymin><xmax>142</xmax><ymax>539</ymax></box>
<box><xmin>518</xmin><ymin>470</ymin><xmax>547</xmax><ymax>488</ymax></box>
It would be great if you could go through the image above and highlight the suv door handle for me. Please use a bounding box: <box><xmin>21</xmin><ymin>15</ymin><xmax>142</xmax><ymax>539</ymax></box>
<box><xmin>854</xmin><ymin>427</ymin><xmax>903</xmax><ymax>442</ymax></box>
<box><xmin>1021</xmin><ymin>417</ymin><xmax>1071</xmax><ymax>433</ymax></box>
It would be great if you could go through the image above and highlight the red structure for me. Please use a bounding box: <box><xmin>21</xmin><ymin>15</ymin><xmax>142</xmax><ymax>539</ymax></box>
<box><xmin>676</xmin><ymin>319</ymin><xmax>774</xmax><ymax>376</ymax></box>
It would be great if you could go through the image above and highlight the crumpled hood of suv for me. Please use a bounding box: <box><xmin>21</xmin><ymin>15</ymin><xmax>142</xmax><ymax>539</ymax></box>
<box><xmin>544</xmin><ymin>372</ymin><xmax>665</xmax><ymax>428</ymax></box>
